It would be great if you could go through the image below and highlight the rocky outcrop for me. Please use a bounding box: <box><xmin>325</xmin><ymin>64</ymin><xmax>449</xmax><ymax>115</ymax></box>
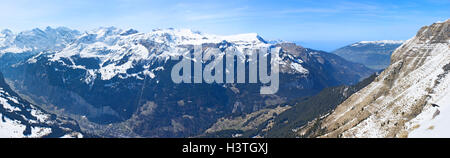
<box><xmin>300</xmin><ymin>19</ymin><xmax>450</xmax><ymax>138</ymax></box>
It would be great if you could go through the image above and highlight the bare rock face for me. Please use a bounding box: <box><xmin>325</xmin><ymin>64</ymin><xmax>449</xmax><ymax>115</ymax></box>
<box><xmin>300</xmin><ymin>19</ymin><xmax>450</xmax><ymax>138</ymax></box>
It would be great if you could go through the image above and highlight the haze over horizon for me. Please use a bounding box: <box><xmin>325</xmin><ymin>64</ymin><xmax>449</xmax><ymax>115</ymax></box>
<box><xmin>1</xmin><ymin>0</ymin><xmax>449</xmax><ymax>51</ymax></box>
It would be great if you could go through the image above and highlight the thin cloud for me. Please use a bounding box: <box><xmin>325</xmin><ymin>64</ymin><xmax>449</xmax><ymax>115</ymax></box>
<box><xmin>279</xmin><ymin>8</ymin><xmax>340</xmax><ymax>14</ymax></box>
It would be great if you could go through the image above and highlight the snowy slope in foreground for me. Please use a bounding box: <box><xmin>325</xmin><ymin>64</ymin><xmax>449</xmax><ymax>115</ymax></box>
<box><xmin>304</xmin><ymin>19</ymin><xmax>450</xmax><ymax>138</ymax></box>
<box><xmin>408</xmin><ymin>69</ymin><xmax>450</xmax><ymax>137</ymax></box>
<box><xmin>0</xmin><ymin>73</ymin><xmax>84</xmax><ymax>138</ymax></box>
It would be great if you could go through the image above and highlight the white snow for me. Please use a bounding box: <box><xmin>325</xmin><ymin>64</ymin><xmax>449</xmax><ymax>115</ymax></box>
<box><xmin>0</xmin><ymin>46</ymin><xmax>32</xmax><ymax>54</ymax></box>
<box><xmin>407</xmin><ymin>68</ymin><xmax>450</xmax><ymax>137</ymax></box>
<box><xmin>28</xmin><ymin>126</ymin><xmax>52</xmax><ymax>138</ymax></box>
<box><xmin>0</xmin><ymin>27</ymin><xmax>80</xmax><ymax>55</ymax></box>
<box><xmin>0</xmin><ymin>97</ymin><xmax>21</xmax><ymax>112</ymax></box>
<box><xmin>0</xmin><ymin>113</ymin><xmax>26</xmax><ymax>138</ymax></box>
<box><xmin>341</xmin><ymin>43</ymin><xmax>450</xmax><ymax>138</ymax></box>
<box><xmin>1</xmin><ymin>75</ymin><xmax>81</xmax><ymax>138</ymax></box>
<box><xmin>323</xmin><ymin>19</ymin><xmax>450</xmax><ymax>138</ymax></box>
<box><xmin>60</xmin><ymin>132</ymin><xmax>84</xmax><ymax>138</ymax></box>
<box><xmin>43</xmin><ymin>28</ymin><xmax>273</xmax><ymax>83</ymax></box>
<box><xmin>147</xmin><ymin>29</ymin><xmax>266</xmax><ymax>46</ymax></box>
<box><xmin>290</xmin><ymin>62</ymin><xmax>309</xmax><ymax>74</ymax></box>
<box><xmin>30</xmin><ymin>108</ymin><xmax>50</xmax><ymax>123</ymax></box>
<box><xmin>358</xmin><ymin>40</ymin><xmax>405</xmax><ymax>45</ymax></box>
<box><xmin>351</xmin><ymin>40</ymin><xmax>404</xmax><ymax>47</ymax></box>
<box><xmin>4</xmin><ymin>27</ymin><xmax>308</xmax><ymax>85</ymax></box>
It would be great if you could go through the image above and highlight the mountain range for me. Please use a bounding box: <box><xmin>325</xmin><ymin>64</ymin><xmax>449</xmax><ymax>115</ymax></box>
<box><xmin>2</xmin><ymin>19</ymin><xmax>448</xmax><ymax>138</ymax></box>
<box><xmin>0</xmin><ymin>27</ymin><xmax>374</xmax><ymax>137</ymax></box>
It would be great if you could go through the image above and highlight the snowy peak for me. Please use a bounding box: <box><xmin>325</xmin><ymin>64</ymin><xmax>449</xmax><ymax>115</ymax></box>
<box><xmin>61</xmin><ymin>27</ymin><xmax>267</xmax><ymax>51</ymax></box>
<box><xmin>221</xmin><ymin>33</ymin><xmax>266</xmax><ymax>44</ymax></box>
<box><xmin>351</xmin><ymin>40</ymin><xmax>404</xmax><ymax>47</ymax></box>
<box><xmin>0</xmin><ymin>26</ymin><xmax>80</xmax><ymax>54</ymax></box>
<box><xmin>144</xmin><ymin>28</ymin><xmax>267</xmax><ymax>46</ymax></box>
<box><xmin>0</xmin><ymin>30</ymin><xmax>14</xmax><ymax>48</ymax></box>
<box><xmin>0</xmin><ymin>29</ymin><xmax>13</xmax><ymax>37</ymax></box>
<box><xmin>87</xmin><ymin>26</ymin><xmax>123</xmax><ymax>38</ymax></box>
<box><xmin>120</xmin><ymin>29</ymin><xmax>139</xmax><ymax>36</ymax></box>
<box><xmin>34</xmin><ymin>27</ymin><xmax>272</xmax><ymax>81</ymax></box>
<box><xmin>2</xmin><ymin>27</ymin><xmax>268</xmax><ymax>55</ymax></box>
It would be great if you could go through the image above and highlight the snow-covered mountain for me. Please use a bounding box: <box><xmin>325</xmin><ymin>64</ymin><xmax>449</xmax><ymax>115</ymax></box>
<box><xmin>298</xmin><ymin>19</ymin><xmax>450</xmax><ymax>138</ymax></box>
<box><xmin>1</xmin><ymin>27</ymin><xmax>374</xmax><ymax>137</ymax></box>
<box><xmin>34</xmin><ymin>27</ymin><xmax>273</xmax><ymax>82</ymax></box>
<box><xmin>0</xmin><ymin>27</ymin><xmax>80</xmax><ymax>55</ymax></box>
<box><xmin>2</xmin><ymin>27</ymin><xmax>371</xmax><ymax>85</ymax></box>
<box><xmin>0</xmin><ymin>72</ymin><xmax>84</xmax><ymax>138</ymax></box>
<box><xmin>352</xmin><ymin>40</ymin><xmax>404</xmax><ymax>45</ymax></box>
<box><xmin>333</xmin><ymin>40</ymin><xmax>404</xmax><ymax>70</ymax></box>
<box><xmin>0</xmin><ymin>27</ymin><xmax>80</xmax><ymax>72</ymax></box>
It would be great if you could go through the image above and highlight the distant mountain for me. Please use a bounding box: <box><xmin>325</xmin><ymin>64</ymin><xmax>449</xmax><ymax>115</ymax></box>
<box><xmin>0</xmin><ymin>72</ymin><xmax>84</xmax><ymax>138</ymax></box>
<box><xmin>0</xmin><ymin>27</ymin><xmax>375</xmax><ymax>137</ymax></box>
<box><xmin>0</xmin><ymin>27</ymin><xmax>80</xmax><ymax>71</ymax></box>
<box><xmin>299</xmin><ymin>19</ymin><xmax>450</xmax><ymax>138</ymax></box>
<box><xmin>333</xmin><ymin>40</ymin><xmax>404</xmax><ymax>70</ymax></box>
<box><xmin>0</xmin><ymin>27</ymin><xmax>80</xmax><ymax>55</ymax></box>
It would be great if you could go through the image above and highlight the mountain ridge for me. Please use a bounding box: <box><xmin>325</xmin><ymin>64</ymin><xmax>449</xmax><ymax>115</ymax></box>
<box><xmin>299</xmin><ymin>19</ymin><xmax>450</xmax><ymax>138</ymax></box>
<box><xmin>332</xmin><ymin>40</ymin><xmax>404</xmax><ymax>70</ymax></box>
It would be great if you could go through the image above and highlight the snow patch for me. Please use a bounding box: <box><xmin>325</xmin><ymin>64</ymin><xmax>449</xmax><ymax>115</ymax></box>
<box><xmin>0</xmin><ymin>114</ymin><xmax>26</xmax><ymax>138</ymax></box>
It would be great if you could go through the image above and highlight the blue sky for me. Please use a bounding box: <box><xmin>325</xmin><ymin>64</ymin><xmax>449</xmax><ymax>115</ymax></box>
<box><xmin>0</xmin><ymin>0</ymin><xmax>449</xmax><ymax>51</ymax></box>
